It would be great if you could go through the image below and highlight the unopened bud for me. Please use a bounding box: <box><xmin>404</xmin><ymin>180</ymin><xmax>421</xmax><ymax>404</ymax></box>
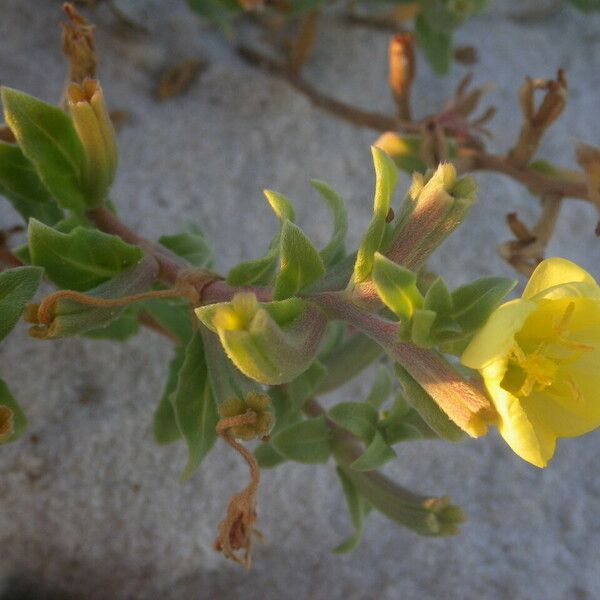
<box><xmin>388</xmin><ymin>34</ymin><xmax>414</xmax><ymax>120</ymax></box>
<box><xmin>67</xmin><ymin>78</ymin><xmax>117</xmax><ymax>205</ymax></box>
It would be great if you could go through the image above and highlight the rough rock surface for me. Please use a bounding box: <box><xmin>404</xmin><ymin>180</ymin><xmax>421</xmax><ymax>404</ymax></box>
<box><xmin>1</xmin><ymin>1</ymin><xmax>600</xmax><ymax>599</ymax></box>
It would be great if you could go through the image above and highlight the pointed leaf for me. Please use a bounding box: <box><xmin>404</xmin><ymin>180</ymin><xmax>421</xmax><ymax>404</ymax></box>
<box><xmin>28</xmin><ymin>219</ymin><xmax>143</xmax><ymax>291</ymax></box>
<box><xmin>411</xmin><ymin>309</ymin><xmax>437</xmax><ymax>347</ymax></box>
<box><xmin>84</xmin><ymin>306</ymin><xmax>140</xmax><ymax>340</ymax></box>
<box><xmin>424</xmin><ymin>277</ymin><xmax>453</xmax><ymax>316</ymax></box>
<box><xmin>311</xmin><ymin>180</ymin><xmax>348</xmax><ymax>266</ymax></box>
<box><xmin>372</xmin><ymin>253</ymin><xmax>423</xmax><ymax>320</ymax></box>
<box><xmin>353</xmin><ymin>147</ymin><xmax>398</xmax><ymax>283</ymax></box>
<box><xmin>271</xmin><ymin>416</ymin><xmax>331</xmax><ymax>464</ymax></box>
<box><xmin>171</xmin><ymin>332</ymin><xmax>217</xmax><ymax>478</ymax></box>
<box><xmin>333</xmin><ymin>467</ymin><xmax>372</xmax><ymax>554</ymax></box>
<box><xmin>366</xmin><ymin>366</ymin><xmax>393</xmax><ymax>409</ymax></box>
<box><xmin>328</xmin><ymin>402</ymin><xmax>378</xmax><ymax>443</ymax></box>
<box><xmin>350</xmin><ymin>431</ymin><xmax>396</xmax><ymax>471</ymax></box>
<box><xmin>1</xmin><ymin>87</ymin><xmax>88</xmax><ymax>211</ymax></box>
<box><xmin>153</xmin><ymin>345</ymin><xmax>187</xmax><ymax>444</ymax></box>
<box><xmin>159</xmin><ymin>225</ymin><xmax>212</xmax><ymax>267</ymax></box>
<box><xmin>415</xmin><ymin>14</ymin><xmax>453</xmax><ymax>75</ymax></box>
<box><xmin>0</xmin><ymin>266</ymin><xmax>43</xmax><ymax>341</ymax></box>
<box><xmin>273</xmin><ymin>220</ymin><xmax>325</xmax><ymax>300</ymax></box>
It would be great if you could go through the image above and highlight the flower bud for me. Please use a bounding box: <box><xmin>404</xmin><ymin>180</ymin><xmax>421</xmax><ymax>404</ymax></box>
<box><xmin>0</xmin><ymin>405</ymin><xmax>14</xmax><ymax>442</ymax></box>
<box><xmin>385</xmin><ymin>163</ymin><xmax>477</xmax><ymax>270</ymax></box>
<box><xmin>219</xmin><ymin>392</ymin><xmax>273</xmax><ymax>440</ymax></box>
<box><xmin>67</xmin><ymin>78</ymin><xmax>117</xmax><ymax>205</ymax></box>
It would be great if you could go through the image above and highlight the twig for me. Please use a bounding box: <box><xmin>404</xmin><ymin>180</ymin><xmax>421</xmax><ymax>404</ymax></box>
<box><xmin>287</xmin><ymin>10</ymin><xmax>320</xmax><ymax>75</ymax></box>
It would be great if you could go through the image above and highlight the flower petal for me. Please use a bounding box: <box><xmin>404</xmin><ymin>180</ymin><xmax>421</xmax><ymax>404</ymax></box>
<box><xmin>523</xmin><ymin>257</ymin><xmax>599</xmax><ymax>300</ymax></box>
<box><xmin>461</xmin><ymin>299</ymin><xmax>536</xmax><ymax>369</ymax></box>
<box><xmin>481</xmin><ymin>362</ymin><xmax>555</xmax><ymax>468</ymax></box>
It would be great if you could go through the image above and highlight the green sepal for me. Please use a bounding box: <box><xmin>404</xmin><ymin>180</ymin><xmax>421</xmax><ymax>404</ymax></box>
<box><xmin>28</xmin><ymin>219</ymin><xmax>143</xmax><ymax>291</ymax></box>
<box><xmin>0</xmin><ymin>378</ymin><xmax>27</xmax><ymax>445</ymax></box>
<box><xmin>423</xmin><ymin>277</ymin><xmax>452</xmax><ymax>315</ymax></box>
<box><xmin>394</xmin><ymin>364</ymin><xmax>464</xmax><ymax>442</ymax></box>
<box><xmin>450</xmin><ymin>277</ymin><xmax>516</xmax><ymax>333</ymax></box>
<box><xmin>371</xmin><ymin>252</ymin><xmax>423</xmax><ymax>321</ymax></box>
<box><xmin>410</xmin><ymin>308</ymin><xmax>438</xmax><ymax>347</ymax></box>
<box><xmin>273</xmin><ymin>220</ymin><xmax>325</xmax><ymax>300</ymax></box>
<box><xmin>153</xmin><ymin>345</ymin><xmax>187</xmax><ymax>445</ymax></box>
<box><xmin>0</xmin><ymin>266</ymin><xmax>43</xmax><ymax>342</ymax></box>
<box><xmin>159</xmin><ymin>224</ymin><xmax>212</xmax><ymax>267</ymax></box>
<box><xmin>310</xmin><ymin>179</ymin><xmax>348</xmax><ymax>267</ymax></box>
<box><xmin>0</xmin><ymin>141</ymin><xmax>63</xmax><ymax>224</ymax></box>
<box><xmin>1</xmin><ymin>87</ymin><xmax>88</xmax><ymax>212</ymax></box>
<box><xmin>333</xmin><ymin>467</ymin><xmax>372</xmax><ymax>554</ymax></box>
<box><xmin>328</xmin><ymin>402</ymin><xmax>378</xmax><ymax>443</ymax></box>
<box><xmin>352</xmin><ymin>147</ymin><xmax>398</xmax><ymax>284</ymax></box>
<box><xmin>171</xmin><ymin>331</ymin><xmax>218</xmax><ymax>479</ymax></box>
<box><xmin>270</xmin><ymin>416</ymin><xmax>331</xmax><ymax>464</ymax></box>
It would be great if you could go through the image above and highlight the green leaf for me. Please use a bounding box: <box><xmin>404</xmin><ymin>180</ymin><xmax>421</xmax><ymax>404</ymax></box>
<box><xmin>139</xmin><ymin>298</ymin><xmax>194</xmax><ymax>345</ymax></box>
<box><xmin>271</xmin><ymin>416</ymin><xmax>331</xmax><ymax>464</ymax></box>
<box><xmin>350</xmin><ymin>431</ymin><xmax>396</xmax><ymax>471</ymax></box>
<box><xmin>287</xmin><ymin>360</ymin><xmax>328</xmax><ymax>411</ymax></box>
<box><xmin>568</xmin><ymin>0</ymin><xmax>600</xmax><ymax>11</ymax></box>
<box><xmin>424</xmin><ymin>277</ymin><xmax>452</xmax><ymax>316</ymax></box>
<box><xmin>28</xmin><ymin>219</ymin><xmax>143</xmax><ymax>291</ymax></box>
<box><xmin>372</xmin><ymin>253</ymin><xmax>423</xmax><ymax>320</ymax></box>
<box><xmin>394</xmin><ymin>364</ymin><xmax>464</xmax><ymax>442</ymax></box>
<box><xmin>450</xmin><ymin>277</ymin><xmax>516</xmax><ymax>332</ymax></box>
<box><xmin>310</xmin><ymin>180</ymin><xmax>348</xmax><ymax>266</ymax></box>
<box><xmin>153</xmin><ymin>345</ymin><xmax>187</xmax><ymax>445</ymax></box>
<box><xmin>254</xmin><ymin>443</ymin><xmax>286</xmax><ymax>469</ymax></box>
<box><xmin>415</xmin><ymin>13</ymin><xmax>453</xmax><ymax>75</ymax></box>
<box><xmin>353</xmin><ymin>147</ymin><xmax>398</xmax><ymax>283</ymax></box>
<box><xmin>366</xmin><ymin>366</ymin><xmax>393</xmax><ymax>409</ymax></box>
<box><xmin>159</xmin><ymin>225</ymin><xmax>212</xmax><ymax>267</ymax></box>
<box><xmin>333</xmin><ymin>467</ymin><xmax>372</xmax><ymax>554</ymax></box>
<box><xmin>273</xmin><ymin>220</ymin><xmax>325</xmax><ymax>300</ymax></box>
<box><xmin>171</xmin><ymin>332</ymin><xmax>217</xmax><ymax>479</ymax></box>
<box><xmin>1</xmin><ymin>87</ymin><xmax>88</xmax><ymax>211</ymax></box>
<box><xmin>0</xmin><ymin>142</ymin><xmax>63</xmax><ymax>224</ymax></box>
<box><xmin>226</xmin><ymin>189</ymin><xmax>294</xmax><ymax>286</ymax></box>
<box><xmin>410</xmin><ymin>309</ymin><xmax>437</xmax><ymax>347</ymax></box>
<box><xmin>328</xmin><ymin>402</ymin><xmax>378</xmax><ymax>443</ymax></box>
<box><xmin>84</xmin><ymin>306</ymin><xmax>140</xmax><ymax>340</ymax></box>
<box><xmin>187</xmin><ymin>0</ymin><xmax>241</xmax><ymax>29</ymax></box>
<box><xmin>0</xmin><ymin>266</ymin><xmax>43</xmax><ymax>341</ymax></box>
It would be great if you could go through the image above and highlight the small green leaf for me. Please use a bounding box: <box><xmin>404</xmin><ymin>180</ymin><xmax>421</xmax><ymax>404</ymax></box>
<box><xmin>187</xmin><ymin>0</ymin><xmax>241</xmax><ymax>30</ymax></box>
<box><xmin>287</xmin><ymin>360</ymin><xmax>328</xmax><ymax>411</ymax></box>
<box><xmin>153</xmin><ymin>345</ymin><xmax>187</xmax><ymax>445</ymax></box>
<box><xmin>366</xmin><ymin>366</ymin><xmax>393</xmax><ymax>409</ymax></box>
<box><xmin>415</xmin><ymin>13</ymin><xmax>453</xmax><ymax>75</ymax></box>
<box><xmin>350</xmin><ymin>431</ymin><xmax>396</xmax><ymax>471</ymax></box>
<box><xmin>1</xmin><ymin>87</ymin><xmax>88</xmax><ymax>211</ymax></box>
<box><xmin>451</xmin><ymin>277</ymin><xmax>516</xmax><ymax>332</ymax></box>
<box><xmin>273</xmin><ymin>220</ymin><xmax>325</xmax><ymax>300</ymax></box>
<box><xmin>138</xmin><ymin>298</ymin><xmax>193</xmax><ymax>345</ymax></box>
<box><xmin>254</xmin><ymin>443</ymin><xmax>286</xmax><ymax>469</ymax></box>
<box><xmin>0</xmin><ymin>266</ymin><xmax>43</xmax><ymax>342</ymax></box>
<box><xmin>372</xmin><ymin>253</ymin><xmax>423</xmax><ymax>320</ymax></box>
<box><xmin>264</xmin><ymin>189</ymin><xmax>295</xmax><ymax>222</ymax></box>
<box><xmin>311</xmin><ymin>180</ymin><xmax>348</xmax><ymax>267</ymax></box>
<box><xmin>28</xmin><ymin>219</ymin><xmax>143</xmax><ymax>291</ymax></box>
<box><xmin>159</xmin><ymin>225</ymin><xmax>212</xmax><ymax>267</ymax></box>
<box><xmin>0</xmin><ymin>378</ymin><xmax>27</xmax><ymax>444</ymax></box>
<box><xmin>271</xmin><ymin>416</ymin><xmax>331</xmax><ymax>464</ymax></box>
<box><xmin>568</xmin><ymin>0</ymin><xmax>600</xmax><ymax>11</ymax></box>
<box><xmin>353</xmin><ymin>147</ymin><xmax>398</xmax><ymax>283</ymax></box>
<box><xmin>328</xmin><ymin>402</ymin><xmax>378</xmax><ymax>443</ymax></box>
<box><xmin>424</xmin><ymin>277</ymin><xmax>452</xmax><ymax>316</ymax></box>
<box><xmin>333</xmin><ymin>467</ymin><xmax>371</xmax><ymax>554</ymax></box>
<box><xmin>171</xmin><ymin>332</ymin><xmax>217</xmax><ymax>479</ymax></box>
<box><xmin>0</xmin><ymin>141</ymin><xmax>63</xmax><ymax>224</ymax></box>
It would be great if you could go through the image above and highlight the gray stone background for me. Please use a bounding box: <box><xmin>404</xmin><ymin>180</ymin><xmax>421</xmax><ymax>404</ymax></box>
<box><xmin>1</xmin><ymin>0</ymin><xmax>600</xmax><ymax>598</ymax></box>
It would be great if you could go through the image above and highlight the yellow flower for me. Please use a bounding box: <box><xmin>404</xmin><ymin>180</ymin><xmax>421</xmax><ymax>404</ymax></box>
<box><xmin>462</xmin><ymin>257</ymin><xmax>600</xmax><ymax>467</ymax></box>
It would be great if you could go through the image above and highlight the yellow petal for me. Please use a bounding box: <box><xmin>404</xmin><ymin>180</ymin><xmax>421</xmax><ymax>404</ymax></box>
<box><xmin>461</xmin><ymin>299</ymin><xmax>536</xmax><ymax>369</ymax></box>
<box><xmin>523</xmin><ymin>257</ymin><xmax>599</xmax><ymax>300</ymax></box>
<box><xmin>481</xmin><ymin>362</ymin><xmax>555</xmax><ymax>467</ymax></box>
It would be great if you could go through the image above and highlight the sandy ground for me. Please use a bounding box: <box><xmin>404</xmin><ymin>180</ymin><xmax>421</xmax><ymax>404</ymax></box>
<box><xmin>1</xmin><ymin>1</ymin><xmax>600</xmax><ymax>598</ymax></box>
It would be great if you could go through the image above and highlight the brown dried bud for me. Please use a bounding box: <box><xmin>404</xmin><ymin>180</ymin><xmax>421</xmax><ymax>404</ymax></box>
<box><xmin>218</xmin><ymin>392</ymin><xmax>273</xmax><ymax>440</ymax></box>
<box><xmin>576</xmin><ymin>141</ymin><xmax>600</xmax><ymax>212</ymax></box>
<box><xmin>388</xmin><ymin>34</ymin><xmax>415</xmax><ymax>120</ymax></box>
<box><xmin>0</xmin><ymin>405</ymin><xmax>14</xmax><ymax>441</ymax></box>
<box><xmin>62</xmin><ymin>3</ymin><xmax>97</xmax><ymax>84</ymax></box>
